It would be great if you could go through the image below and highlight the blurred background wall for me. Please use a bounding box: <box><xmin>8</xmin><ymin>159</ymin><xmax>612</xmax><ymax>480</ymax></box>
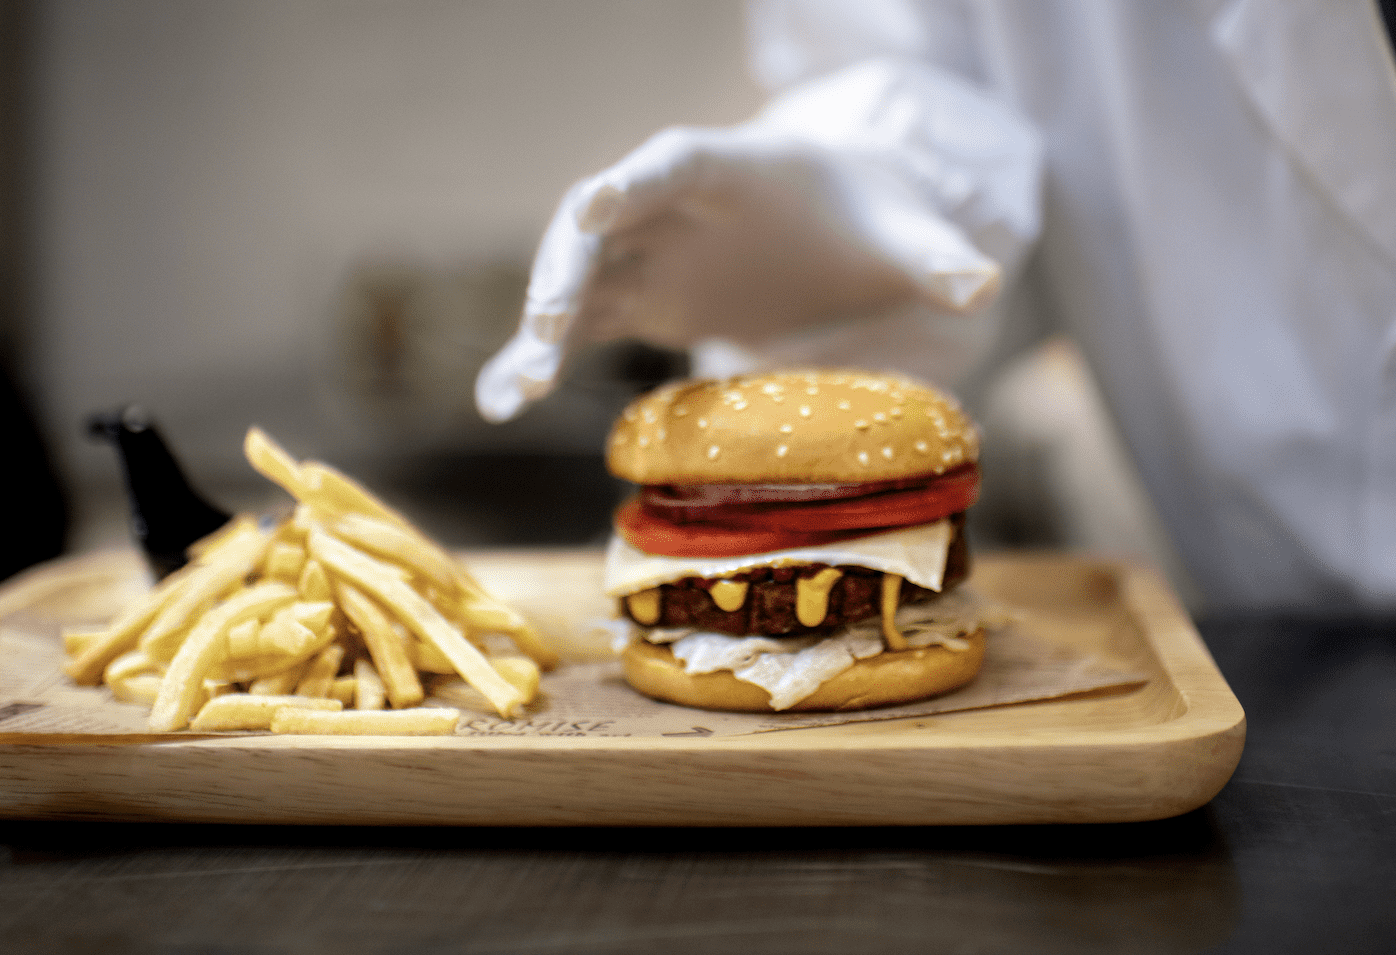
<box><xmin>2</xmin><ymin>0</ymin><xmax>1190</xmax><ymax>600</ymax></box>
<box><xmin>7</xmin><ymin>0</ymin><xmax>761</xmax><ymax>546</ymax></box>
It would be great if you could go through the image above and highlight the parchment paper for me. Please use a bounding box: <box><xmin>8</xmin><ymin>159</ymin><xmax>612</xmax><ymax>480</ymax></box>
<box><xmin>0</xmin><ymin>609</ymin><xmax>1146</xmax><ymax>741</ymax></box>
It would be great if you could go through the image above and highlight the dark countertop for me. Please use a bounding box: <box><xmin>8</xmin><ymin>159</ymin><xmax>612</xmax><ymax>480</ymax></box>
<box><xmin>0</xmin><ymin>610</ymin><xmax>1391</xmax><ymax>954</ymax></box>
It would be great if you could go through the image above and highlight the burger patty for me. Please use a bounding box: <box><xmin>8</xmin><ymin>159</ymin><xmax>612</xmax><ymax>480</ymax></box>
<box><xmin>621</xmin><ymin>515</ymin><xmax>969</xmax><ymax>637</ymax></box>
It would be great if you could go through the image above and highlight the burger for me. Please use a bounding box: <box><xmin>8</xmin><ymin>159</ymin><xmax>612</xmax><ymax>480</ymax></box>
<box><xmin>603</xmin><ymin>368</ymin><xmax>1004</xmax><ymax>713</ymax></box>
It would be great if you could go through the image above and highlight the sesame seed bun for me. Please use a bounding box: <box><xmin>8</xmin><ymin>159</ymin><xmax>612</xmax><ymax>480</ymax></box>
<box><xmin>620</xmin><ymin>629</ymin><xmax>987</xmax><ymax>712</ymax></box>
<box><xmin>606</xmin><ymin>369</ymin><xmax>979</xmax><ymax>485</ymax></box>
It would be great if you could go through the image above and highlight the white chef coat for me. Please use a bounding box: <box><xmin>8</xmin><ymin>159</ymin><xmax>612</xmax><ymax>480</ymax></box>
<box><xmin>742</xmin><ymin>0</ymin><xmax>1396</xmax><ymax>610</ymax></box>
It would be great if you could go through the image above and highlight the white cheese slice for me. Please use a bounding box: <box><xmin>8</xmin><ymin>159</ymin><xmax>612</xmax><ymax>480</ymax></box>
<box><xmin>603</xmin><ymin>519</ymin><xmax>954</xmax><ymax>598</ymax></box>
<box><xmin>639</xmin><ymin>588</ymin><xmax>1009</xmax><ymax>711</ymax></box>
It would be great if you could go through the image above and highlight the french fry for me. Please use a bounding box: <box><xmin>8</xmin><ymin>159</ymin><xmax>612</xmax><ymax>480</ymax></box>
<box><xmin>248</xmin><ymin>661</ymin><xmax>308</xmax><ymax>696</ymax></box>
<box><xmin>207</xmin><ymin>605</ymin><xmax>335</xmax><ymax>683</ymax></box>
<box><xmin>333</xmin><ymin>513</ymin><xmax>558</xmax><ymax>671</ymax></box>
<box><xmin>258</xmin><ymin>617</ymin><xmax>317</xmax><ymax>658</ymax></box>
<box><xmin>284</xmin><ymin>599</ymin><xmax>336</xmax><ymax>634</ymax></box>
<box><xmin>252</xmin><ymin>601</ymin><xmax>335</xmax><ymax>657</ymax></box>
<box><xmin>225</xmin><ymin>618</ymin><xmax>261</xmax><ymax>660</ymax></box>
<box><xmin>329</xmin><ymin>676</ymin><xmax>356</xmax><ymax>706</ymax></box>
<box><xmin>185</xmin><ymin>513</ymin><xmax>262</xmax><ymax>561</ymax></box>
<box><xmin>457</xmin><ymin>595</ymin><xmax>559</xmax><ymax>671</ymax></box>
<box><xmin>405</xmin><ymin>635</ymin><xmax>457</xmax><ymax>675</ymax></box>
<box><xmin>294</xmin><ymin>643</ymin><xmax>345</xmax><ymax>698</ymax></box>
<box><xmin>331</xmin><ymin>513</ymin><xmax>460</xmax><ymax>593</ymax></box>
<box><xmin>290</xmin><ymin>504</ymin><xmax>318</xmax><ymax>537</ymax></box>
<box><xmin>206</xmin><ymin>680</ymin><xmax>235</xmax><ymax>700</ymax></box>
<box><xmin>270</xmin><ymin>706</ymin><xmax>460</xmax><ymax>736</ymax></box>
<box><xmin>430</xmin><ymin>656</ymin><xmax>538</xmax><ymax>712</ymax></box>
<box><xmin>71</xmin><ymin>425</ymin><xmax>548</xmax><ymax>736</ymax></box>
<box><xmin>298</xmin><ymin>559</ymin><xmax>333</xmax><ymax>602</ymax></box>
<box><xmin>491</xmin><ymin>655</ymin><xmax>542</xmax><ymax>701</ymax></box>
<box><xmin>248</xmin><ymin>425</ymin><xmax>405</xmax><ymax>529</ymax></box>
<box><xmin>335</xmin><ymin>580</ymin><xmax>423</xmax><ymax>709</ymax></box>
<box><xmin>310</xmin><ymin>530</ymin><xmax>526</xmax><ymax>718</ymax></box>
<box><xmin>244</xmin><ymin>427</ymin><xmax>311</xmax><ymax>500</ymax></box>
<box><xmin>62</xmin><ymin>624</ymin><xmax>106</xmax><ymax>658</ymax></box>
<box><xmin>65</xmin><ymin>566</ymin><xmax>192</xmax><ymax>685</ymax></box>
<box><xmin>262</xmin><ymin>541</ymin><xmax>307</xmax><ymax>581</ymax></box>
<box><xmin>148</xmin><ymin>581</ymin><xmax>297</xmax><ymax>731</ymax></box>
<box><xmin>298</xmin><ymin>461</ymin><xmax>410</xmax><ymax>529</ymax></box>
<box><xmin>353</xmin><ymin>657</ymin><xmax>386</xmax><ymax>711</ymax></box>
<box><xmin>190</xmin><ymin>693</ymin><xmax>342</xmax><ymax>731</ymax></box>
<box><xmin>104</xmin><ymin>648</ymin><xmax>161</xmax><ymax>686</ymax></box>
<box><xmin>139</xmin><ymin>524</ymin><xmax>271</xmax><ymax>662</ymax></box>
<box><xmin>109</xmin><ymin>672</ymin><xmax>163</xmax><ymax>707</ymax></box>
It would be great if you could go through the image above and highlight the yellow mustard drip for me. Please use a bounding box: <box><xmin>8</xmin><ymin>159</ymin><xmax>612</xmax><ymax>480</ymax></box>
<box><xmin>626</xmin><ymin>588</ymin><xmax>661</xmax><ymax>625</ymax></box>
<box><xmin>881</xmin><ymin>573</ymin><xmax>908</xmax><ymax>650</ymax></box>
<box><xmin>795</xmin><ymin>567</ymin><xmax>844</xmax><ymax>627</ymax></box>
<box><xmin>709</xmin><ymin>579</ymin><xmax>749</xmax><ymax>613</ymax></box>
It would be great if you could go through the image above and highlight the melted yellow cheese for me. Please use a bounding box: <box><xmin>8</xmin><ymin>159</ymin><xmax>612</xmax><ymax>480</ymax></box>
<box><xmin>795</xmin><ymin>567</ymin><xmax>844</xmax><ymax>627</ymax></box>
<box><xmin>709</xmin><ymin>579</ymin><xmax>749</xmax><ymax>612</ymax></box>
<box><xmin>881</xmin><ymin>573</ymin><xmax>907</xmax><ymax>650</ymax></box>
<box><xmin>626</xmin><ymin>588</ymin><xmax>661</xmax><ymax>625</ymax></box>
<box><xmin>604</xmin><ymin>520</ymin><xmax>953</xmax><ymax>597</ymax></box>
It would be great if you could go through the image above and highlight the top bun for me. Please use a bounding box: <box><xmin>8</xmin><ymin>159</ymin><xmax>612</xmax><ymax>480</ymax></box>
<box><xmin>607</xmin><ymin>369</ymin><xmax>979</xmax><ymax>485</ymax></box>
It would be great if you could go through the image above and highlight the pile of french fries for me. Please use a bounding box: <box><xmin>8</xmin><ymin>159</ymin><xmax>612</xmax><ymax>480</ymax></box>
<box><xmin>63</xmin><ymin>427</ymin><xmax>558</xmax><ymax>735</ymax></box>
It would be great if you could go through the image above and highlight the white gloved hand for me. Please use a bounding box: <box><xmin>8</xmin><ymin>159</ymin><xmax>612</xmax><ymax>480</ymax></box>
<box><xmin>476</xmin><ymin>58</ymin><xmax>1041</xmax><ymax>422</ymax></box>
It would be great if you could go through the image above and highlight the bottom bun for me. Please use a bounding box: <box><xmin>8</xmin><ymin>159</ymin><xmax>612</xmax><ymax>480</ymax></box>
<box><xmin>620</xmin><ymin>629</ymin><xmax>986</xmax><ymax>713</ymax></box>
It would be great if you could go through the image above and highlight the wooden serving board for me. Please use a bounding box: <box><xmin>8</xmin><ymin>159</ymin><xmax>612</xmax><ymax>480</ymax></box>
<box><xmin>0</xmin><ymin>548</ymin><xmax>1243</xmax><ymax>826</ymax></box>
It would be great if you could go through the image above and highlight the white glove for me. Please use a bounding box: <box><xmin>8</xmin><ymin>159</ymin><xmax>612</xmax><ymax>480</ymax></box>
<box><xmin>476</xmin><ymin>57</ymin><xmax>1041</xmax><ymax>422</ymax></box>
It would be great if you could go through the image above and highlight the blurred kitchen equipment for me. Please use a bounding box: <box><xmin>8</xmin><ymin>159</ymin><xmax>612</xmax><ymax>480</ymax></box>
<box><xmin>88</xmin><ymin>406</ymin><xmax>230</xmax><ymax>579</ymax></box>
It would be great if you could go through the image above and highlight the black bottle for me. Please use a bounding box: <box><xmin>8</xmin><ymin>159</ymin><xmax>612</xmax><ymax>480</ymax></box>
<box><xmin>88</xmin><ymin>406</ymin><xmax>230</xmax><ymax>579</ymax></box>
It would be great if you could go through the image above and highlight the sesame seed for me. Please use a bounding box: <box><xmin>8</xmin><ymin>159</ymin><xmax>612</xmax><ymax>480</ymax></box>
<box><xmin>707</xmin><ymin>445</ymin><xmax>720</xmax><ymax>460</ymax></box>
<box><xmin>776</xmin><ymin>444</ymin><xmax>788</xmax><ymax>458</ymax></box>
<box><xmin>854</xmin><ymin>420</ymin><xmax>869</xmax><ymax>430</ymax></box>
<box><xmin>857</xmin><ymin>451</ymin><xmax>870</xmax><ymax>465</ymax></box>
<box><xmin>697</xmin><ymin>418</ymin><xmax>708</xmax><ymax>429</ymax></box>
<box><xmin>779</xmin><ymin>424</ymin><xmax>793</xmax><ymax>434</ymax></box>
<box><xmin>806</xmin><ymin>386</ymin><xmax>819</xmax><ymax>395</ymax></box>
<box><xmin>657</xmin><ymin>428</ymin><xmax>666</xmax><ymax>441</ymax></box>
<box><xmin>873</xmin><ymin>412</ymin><xmax>886</xmax><ymax>423</ymax></box>
<box><xmin>889</xmin><ymin>406</ymin><xmax>903</xmax><ymax>418</ymax></box>
<box><xmin>733</xmin><ymin>400</ymin><xmax>748</xmax><ymax>411</ymax></box>
<box><xmin>642</xmin><ymin>408</ymin><xmax>656</xmax><ymax>424</ymax></box>
<box><xmin>882</xmin><ymin>446</ymin><xmax>894</xmax><ymax>459</ymax></box>
<box><xmin>800</xmin><ymin>405</ymin><xmax>811</xmax><ymax>417</ymax></box>
<box><xmin>837</xmin><ymin>400</ymin><xmax>851</xmax><ymax>411</ymax></box>
<box><xmin>638</xmin><ymin>436</ymin><xmax>649</xmax><ymax>448</ymax></box>
<box><xmin>915</xmin><ymin>441</ymin><xmax>929</xmax><ymax>453</ymax></box>
<box><xmin>673</xmin><ymin>406</ymin><xmax>688</xmax><ymax>416</ymax></box>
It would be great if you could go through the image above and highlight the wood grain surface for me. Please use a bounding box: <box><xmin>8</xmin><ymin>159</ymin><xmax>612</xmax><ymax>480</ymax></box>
<box><xmin>0</xmin><ymin>549</ymin><xmax>1245</xmax><ymax>825</ymax></box>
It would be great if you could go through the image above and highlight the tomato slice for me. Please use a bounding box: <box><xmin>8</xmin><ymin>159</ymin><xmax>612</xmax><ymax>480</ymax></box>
<box><xmin>616</xmin><ymin>465</ymin><xmax>979</xmax><ymax>557</ymax></box>
<box><xmin>615</xmin><ymin>498</ymin><xmax>870</xmax><ymax>557</ymax></box>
